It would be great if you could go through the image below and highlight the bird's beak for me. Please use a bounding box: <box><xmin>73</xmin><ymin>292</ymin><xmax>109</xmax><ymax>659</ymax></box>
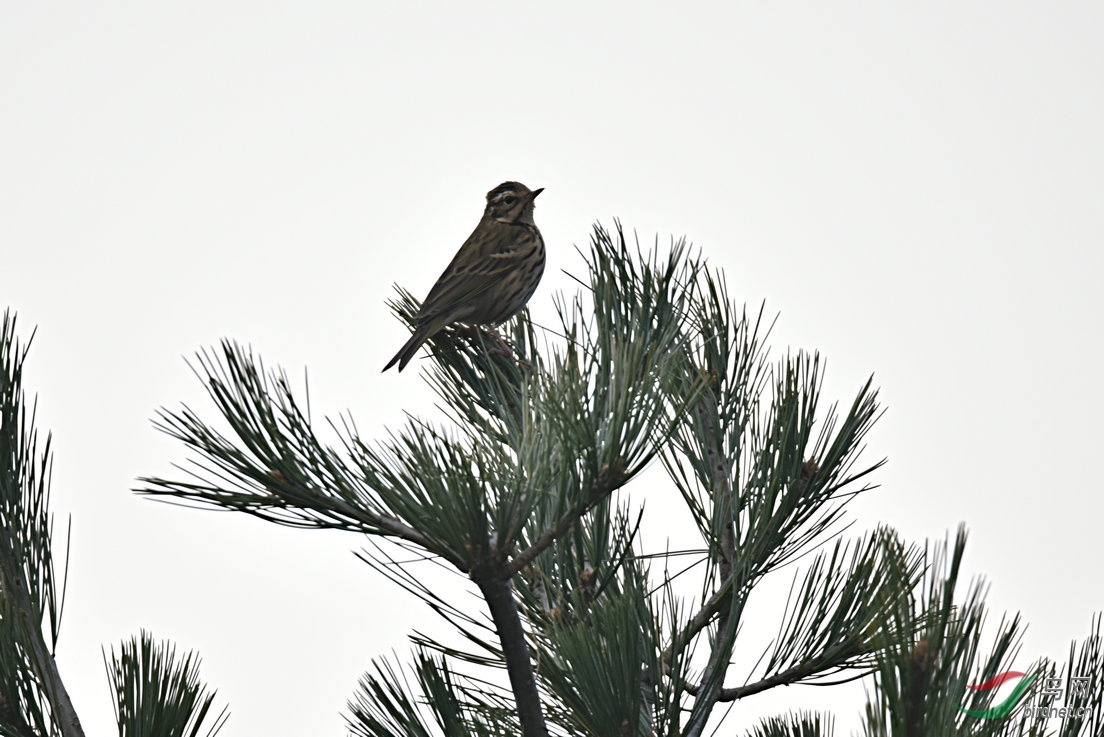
<box><xmin>529</xmin><ymin>187</ymin><xmax>544</xmax><ymax>200</ymax></box>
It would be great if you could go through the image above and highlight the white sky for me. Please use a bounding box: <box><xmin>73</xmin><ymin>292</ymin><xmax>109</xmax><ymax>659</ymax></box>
<box><xmin>2</xmin><ymin>3</ymin><xmax>1103</xmax><ymax>735</ymax></box>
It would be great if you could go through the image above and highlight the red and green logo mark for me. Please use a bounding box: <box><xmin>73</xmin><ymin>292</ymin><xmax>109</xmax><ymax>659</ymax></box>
<box><xmin>958</xmin><ymin>671</ymin><xmax>1036</xmax><ymax>719</ymax></box>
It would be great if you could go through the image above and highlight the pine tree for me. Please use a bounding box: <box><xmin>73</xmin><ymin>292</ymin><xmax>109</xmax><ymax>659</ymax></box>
<box><xmin>138</xmin><ymin>223</ymin><xmax>1104</xmax><ymax>737</ymax></box>
<box><xmin>1</xmin><ymin>224</ymin><xmax>1100</xmax><ymax>736</ymax></box>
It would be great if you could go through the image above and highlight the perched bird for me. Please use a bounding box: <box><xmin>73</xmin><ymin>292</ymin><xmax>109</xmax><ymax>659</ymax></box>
<box><xmin>383</xmin><ymin>181</ymin><xmax>546</xmax><ymax>372</ymax></box>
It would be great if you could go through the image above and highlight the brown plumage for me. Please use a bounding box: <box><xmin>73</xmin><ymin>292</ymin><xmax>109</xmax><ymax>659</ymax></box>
<box><xmin>383</xmin><ymin>181</ymin><xmax>546</xmax><ymax>372</ymax></box>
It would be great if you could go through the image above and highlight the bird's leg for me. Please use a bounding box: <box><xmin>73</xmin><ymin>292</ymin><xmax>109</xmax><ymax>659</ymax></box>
<box><xmin>460</xmin><ymin>325</ymin><xmax>531</xmax><ymax>369</ymax></box>
<box><xmin>485</xmin><ymin>327</ymin><xmax>512</xmax><ymax>356</ymax></box>
<box><xmin>487</xmin><ymin>329</ymin><xmax>529</xmax><ymax>367</ymax></box>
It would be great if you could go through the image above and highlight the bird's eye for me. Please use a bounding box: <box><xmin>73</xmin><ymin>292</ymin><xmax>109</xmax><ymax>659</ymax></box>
<box><xmin>503</xmin><ymin>196</ymin><xmax>516</xmax><ymax>205</ymax></box>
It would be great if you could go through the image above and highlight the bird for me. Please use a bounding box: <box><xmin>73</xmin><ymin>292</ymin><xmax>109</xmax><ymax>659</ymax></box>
<box><xmin>383</xmin><ymin>181</ymin><xmax>546</xmax><ymax>372</ymax></box>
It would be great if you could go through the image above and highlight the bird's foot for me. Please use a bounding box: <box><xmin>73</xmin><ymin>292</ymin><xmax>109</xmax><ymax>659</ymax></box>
<box><xmin>489</xmin><ymin>343</ymin><xmax>532</xmax><ymax>370</ymax></box>
<box><xmin>461</xmin><ymin>325</ymin><xmax>531</xmax><ymax>369</ymax></box>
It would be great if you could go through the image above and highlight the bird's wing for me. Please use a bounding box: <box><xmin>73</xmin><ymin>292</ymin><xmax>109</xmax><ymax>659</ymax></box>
<box><xmin>414</xmin><ymin>220</ymin><xmax>535</xmax><ymax>324</ymax></box>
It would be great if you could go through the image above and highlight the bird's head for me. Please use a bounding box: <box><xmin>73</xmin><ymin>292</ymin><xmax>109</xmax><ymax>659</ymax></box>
<box><xmin>485</xmin><ymin>181</ymin><xmax>543</xmax><ymax>225</ymax></box>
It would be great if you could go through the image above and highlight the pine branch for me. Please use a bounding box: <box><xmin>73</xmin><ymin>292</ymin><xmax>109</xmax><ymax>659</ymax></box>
<box><xmin>252</xmin><ymin>473</ymin><xmax>440</xmax><ymax>560</ymax></box>
<box><xmin>105</xmin><ymin>631</ymin><xmax>227</xmax><ymax>737</ymax></box>
<box><xmin>470</xmin><ymin>562</ymin><xmax>548</xmax><ymax>737</ymax></box>
<box><xmin>682</xmin><ymin>366</ymin><xmax>741</xmax><ymax>737</ymax></box>
<box><xmin>719</xmin><ymin>641</ymin><xmax>864</xmax><ymax>702</ymax></box>
<box><xmin>506</xmin><ymin>457</ymin><xmax>626</xmax><ymax>578</ymax></box>
<box><xmin>1</xmin><ymin>574</ymin><xmax>84</xmax><ymax>737</ymax></box>
<box><xmin>662</xmin><ymin>578</ymin><xmax>732</xmax><ymax>668</ymax></box>
<box><xmin>0</xmin><ymin>311</ymin><xmax>84</xmax><ymax>737</ymax></box>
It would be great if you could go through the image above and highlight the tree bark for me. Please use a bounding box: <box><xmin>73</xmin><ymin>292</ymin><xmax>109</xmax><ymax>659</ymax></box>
<box><xmin>471</xmin><ymin>564</ymin><xmax>548</xmax><ymax>737</ymax></box>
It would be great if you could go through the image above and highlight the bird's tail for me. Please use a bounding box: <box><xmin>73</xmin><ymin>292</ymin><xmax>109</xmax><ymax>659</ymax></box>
<box><xmin>382</xmin><ymin>326</ymin><xmax>432</xmax><ymax>372</ymax></box>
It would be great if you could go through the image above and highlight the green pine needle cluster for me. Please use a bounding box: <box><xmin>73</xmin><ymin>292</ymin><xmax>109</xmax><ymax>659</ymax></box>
<box><xmin>105</xmin><ymin>631</ymin><xmax>228</xmax><ymax>737</ymax></box>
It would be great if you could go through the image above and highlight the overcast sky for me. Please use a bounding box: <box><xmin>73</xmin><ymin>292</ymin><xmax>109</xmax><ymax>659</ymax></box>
<box><xmin>3</xmin><ymin>3</ymin><xmax>1102</xmax><ymax>735</ymax></box>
